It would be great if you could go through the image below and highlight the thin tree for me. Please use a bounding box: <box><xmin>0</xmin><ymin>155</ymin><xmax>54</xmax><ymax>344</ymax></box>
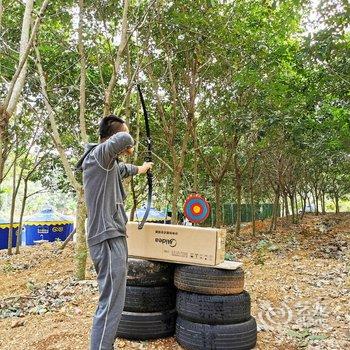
<box><xmin>0</xmin><ymin>0</ymin><xmax>49</xmax><ymax>184</ymax></box>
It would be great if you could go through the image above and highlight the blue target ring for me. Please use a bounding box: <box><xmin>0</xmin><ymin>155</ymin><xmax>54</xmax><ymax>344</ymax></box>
<box><xmin>184</xmin><ymin>194</ymin><xmax>210</xmax><ymax>223</ymax></box>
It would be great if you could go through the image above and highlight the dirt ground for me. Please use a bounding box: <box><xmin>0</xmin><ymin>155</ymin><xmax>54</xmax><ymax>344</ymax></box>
<box><xmin>0</xmin><ymin>213</ymin><xmax>349</xmax><ymax>350</ymax></box>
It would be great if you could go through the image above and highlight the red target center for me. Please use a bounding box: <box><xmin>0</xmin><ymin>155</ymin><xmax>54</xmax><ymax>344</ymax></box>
<box><xmin>190</xmin><ymin>204</ymin><xmax>203</xmax><ymax>215</ymax></box>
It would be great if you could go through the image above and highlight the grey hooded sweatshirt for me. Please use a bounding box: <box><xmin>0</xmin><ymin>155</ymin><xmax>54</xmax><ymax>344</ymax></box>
<box><xmin>80</xmin><ymin>132</ymin><xmax>138</xmax><ymax>247</ymax></box>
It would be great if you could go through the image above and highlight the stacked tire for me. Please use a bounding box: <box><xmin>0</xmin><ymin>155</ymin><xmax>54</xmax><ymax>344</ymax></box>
<box><xmin>174</xmin><ymin>265</ymin><xmax>257</xmax><ymax>350</ymax></box>
<box><xmin>116</xmin><ymin>258</ymin><xmax>177</xmax><ymax>340</ymax></box>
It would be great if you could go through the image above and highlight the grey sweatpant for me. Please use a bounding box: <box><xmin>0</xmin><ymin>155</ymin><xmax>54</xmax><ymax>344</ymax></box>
<box><xmin>89</xmin><ymin>236</ymin><xmax>128</xmax><ymax>350</ymax></box>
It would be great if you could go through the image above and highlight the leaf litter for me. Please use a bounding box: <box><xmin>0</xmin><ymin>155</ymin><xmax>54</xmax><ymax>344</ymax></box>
<box><xmin>0</xmin><ymin>213</ymin><xmax>349</xmax><ymax>350</ymax></box>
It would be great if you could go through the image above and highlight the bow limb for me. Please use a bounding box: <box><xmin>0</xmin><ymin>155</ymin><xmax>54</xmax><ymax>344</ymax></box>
<box><xmin>137</xmin><ymin>84</ymin><xmax>153</xmax><ymax>229</ymax></box>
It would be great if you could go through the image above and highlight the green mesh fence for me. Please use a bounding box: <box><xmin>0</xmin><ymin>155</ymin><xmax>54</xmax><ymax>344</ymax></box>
<box><xmin>202</xmin><ymin>203</ymin><xmax>275</xmax><ymax>227</ymax></box>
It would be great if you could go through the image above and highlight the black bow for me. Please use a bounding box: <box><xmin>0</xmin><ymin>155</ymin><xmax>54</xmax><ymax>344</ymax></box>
<box><xmin>137</xmin><ymin>84</ymin><xmax>153</xmax><ymax>229</ymax></box>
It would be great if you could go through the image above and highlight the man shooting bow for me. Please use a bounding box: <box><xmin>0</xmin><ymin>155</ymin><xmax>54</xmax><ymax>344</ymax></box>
<box><xmin>77</xmin><ymin>114</ymin><xmax>153</xmax><ymax>350</ymax></box>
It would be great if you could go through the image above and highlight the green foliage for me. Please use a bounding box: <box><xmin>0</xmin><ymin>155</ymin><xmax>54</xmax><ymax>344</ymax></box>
<box><xmin>0</xmin><ymin>0</ymin><xmax>349</xmax><ymax>221</ymax></box>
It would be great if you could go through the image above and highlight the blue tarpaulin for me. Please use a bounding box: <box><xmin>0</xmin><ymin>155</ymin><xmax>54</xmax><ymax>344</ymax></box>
<box><xmin>130</xmin><ymin>207</ymin><xmax>171</xmax><ymax>223</ymax></box>
<box><xmin>24</xmin><ymin>207</ymin><xmax>74</xmax><ymax>245</ymax></box>
<box><xmin>0</xmin><ymin>217</ymin><xmax>18</xmax><ymax>249</ymax></box>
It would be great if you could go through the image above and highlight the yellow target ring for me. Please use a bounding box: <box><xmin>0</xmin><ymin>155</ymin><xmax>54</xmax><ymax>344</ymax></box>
<box><xmin>193</xmin><ymin>205</ymin><xmax>201</xmax><ymax>214</ymax></box>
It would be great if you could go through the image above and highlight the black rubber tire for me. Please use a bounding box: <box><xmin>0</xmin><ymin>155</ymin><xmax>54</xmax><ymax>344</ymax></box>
<box><xmin>176</xmin><ymin>316</ymin><xmax>257</xmax><ymax>350</ymax></box>
<box><xmin>176</xmin><ymin>290</ymin><xmax>251</xmax><ymax>325</ymax></box>
<box><xmin>124</xmin><ymin>285</ymin><xmax>176</xmax><ymax>312</ymax></box>
<box><xmin>174</xmin><ymin>265</ymin><xmax>244</xmax><ymax>295</ymax></box>
<box><xmin>127</xmin><ymin>258</ymin><xmax>174</xmax><ymax>287</ymax></box>
<box><xmin>116</xmin><ymin>309</ymin><xmax>177</xmax><ymax>340</ymax></box>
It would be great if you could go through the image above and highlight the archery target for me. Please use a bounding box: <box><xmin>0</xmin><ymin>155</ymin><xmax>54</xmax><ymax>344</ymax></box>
<box><xmin>184</xmin><ymin>194</ymin><xmax>210</xmax><ymax>223</ymax></box>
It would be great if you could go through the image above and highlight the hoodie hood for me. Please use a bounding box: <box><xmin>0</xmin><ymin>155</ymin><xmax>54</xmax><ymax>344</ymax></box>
<box><xmin>75</xmin><ymin>143</ymin><xmax>98</xmax><ymax>171</ymax></box>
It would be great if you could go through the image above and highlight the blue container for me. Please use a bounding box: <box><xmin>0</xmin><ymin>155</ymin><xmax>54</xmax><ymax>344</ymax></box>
<box><xmin>0</xmin><ymin>217</ymin><xmax>18</xmax><ymax>250</ymax></box>
<box><xmin>23</xmin><ymin>207</ymin><xmax>74</xmax><ymax>246</ymax></box>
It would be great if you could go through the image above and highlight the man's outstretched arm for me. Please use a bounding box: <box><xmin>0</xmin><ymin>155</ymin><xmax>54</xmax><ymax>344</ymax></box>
<box><xmin>118</xmin><ymin>161</ymin><xmax>153</xmax><ymax>179</ymax></box>
<box><xmin>118</xmin><ymin>162</ymin><xmax>138</xmax><ymax>179</ymax></box>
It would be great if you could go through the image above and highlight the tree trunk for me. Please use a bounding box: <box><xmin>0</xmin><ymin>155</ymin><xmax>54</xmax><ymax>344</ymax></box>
<box><xmin>78</xmin><ymin>0</ymin><xmax>88</xmax><ymax>144</ymax></box>
<box><xmin>2</xmin><ymin>0</ymin><xmax>49</xmax><ymax>115</ymax></box>
<box><xmin>314</xmin><ymin>185</ymin><xmax>319</xmax><ymax>215</ymax></box>
<box><xmin>300</xmin><ymin>194</ymin><xmax>307</xmax><ymax>219</ymax></box>
<box><xmin>235</xmin><ymin>180</ymin><xmax>242</xmax><ymax>235</ymax></box>
<box><xmin>0</xmin><ymin>0</ymin><xmax>3</xmax><ymax>28</ymax></box>
<box><xmin>294</xmin><ymin>193</ymin><xmax>299</xmax><ymax>222</ymax></box>
<box><xmin>193</xmin><ymin>120</ymin><xmax>198</xmax><ymax>192</ymax></box>
<box><xmin>269</xmin><ymin>190</ymin><xmax>279</xmax><ymax>232</ymax></box>
<box><xmin>7</xmin><ymin>156</ymin><xmax>17</xmax><ymax>255</ymax></box>
<box><xmin>7</xmin><ymin>0</ymin><xmax>34</xmax><ymax>114</ymax></box>
<box><xmin>234</xmin><ymin>150</ymin><xmax>242</xmax><ymax>235</ymax></box>
<box><xmin>103</xmin><ymin>0</ymin><xmax>130</xmax><ymax>116</ymax></box>
<box><xmin>284</xmin><ymin>194</ymin><xmax>289</xmax><ymax>217</ymax></box>
<box><xmin>170</xmin><ymin>127</ymin><xmax>192</xmax><ymax>224</ymax></box>
<box><xmin>249</xmin><ymin>170</ymin><xmax>255</xmax><ymax>236</ymax></box>
<box><xmin>75</xmin><ymin>188</ymin><xmax>87</xmax><ymax>280</ymax></box>
<box><xmin>0</xmin><ymin>127</ymin><xmax>9</xmax><ymax>185</ymax></box>
<box><xmin>124</xmin><ymin>42</ymin><xmax>132</xmax><ymax>122</ymax></box>
<box><xmin>0</xmin><ymin>0</ymin><xmax>48</xmax><ymax>186</ymax></box>
<box><xmin>214</xmin><ymin>181</ymin><xmax>223</xmax><ymax>227</ymax></box>
<box><xmin>273</xmin><ymin>193</ymin><xmax>280</xmax><ymax>230</ymax></box>
<box><xmin>171</xmin><ymin>170</ymin><xmax>181</xmax><ymax>224</ymax></box>
<box><xmin>335</xmin><ymin>194</ymin><xmax>340</xmax><ymax>214</ymax></box>
<box><xmin>321</xmin><ymin>190</ymin><xmax>326</xmax><ymax>214</ymax></box>
<box><xmin>15</xmin><ymin>152</ymin><xmax>46</xmax><ymax>254</ymax></box>
<box><xmin>15</xmin><ymin>178</ymin><xmax>29</xmax><ymax>254</ymax></box>
<box><xmin>35</xmin><ymin>46</ymin><xmax>81</xmax><ymax>192</ymax></box>
<box><xmin>36</xmin><ymin>44</ymin><xmax>86</xmax><ymax>278</ymax></box>
<box><xmin>0</xmin><ymin>136</ymin><xmax>3</xmax><ymax>185</ymax></box>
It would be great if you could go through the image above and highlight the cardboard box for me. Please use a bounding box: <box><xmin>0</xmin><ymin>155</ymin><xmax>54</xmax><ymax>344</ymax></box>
<box><xmin>126</xmin><ymin>222</ymin><xmax>226</xmax><ymax>266</ymax></box>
